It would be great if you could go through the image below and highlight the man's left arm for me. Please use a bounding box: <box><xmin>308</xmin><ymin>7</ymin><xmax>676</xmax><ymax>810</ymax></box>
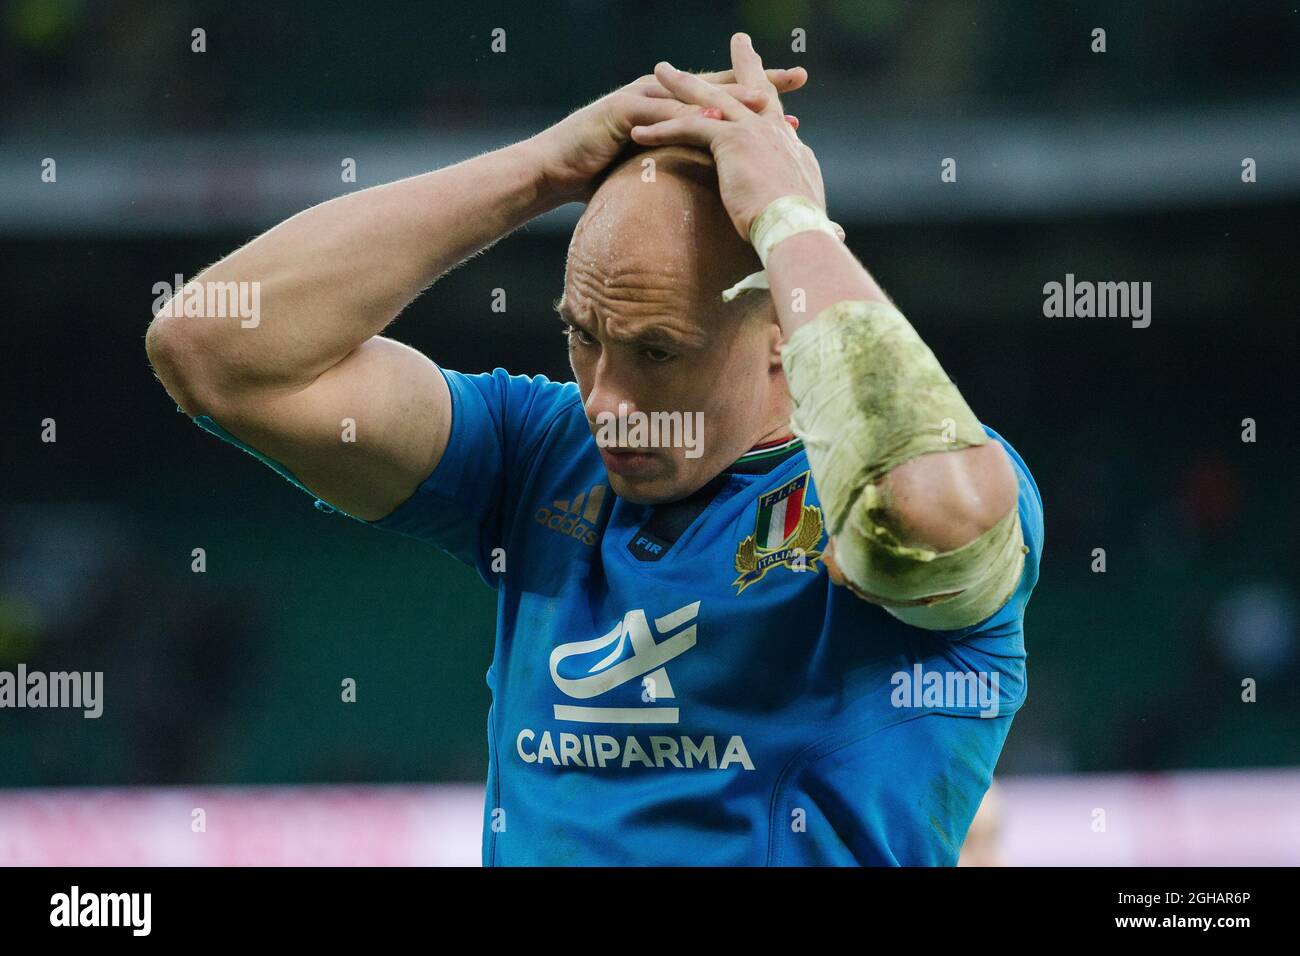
<box><xmin>631</xmin><ymin>34</ymin><xmax>1025</xmax><ymax>629</ymax></box>
<box><xmin>763</xmin><ymin>228</ymin><xmax>1026</xmax><ymax>630</ymax></box>
<box><xmin>764</xmin><ymin>228</ymin><xmax>1020</xmax><ymax>549</ymax></box>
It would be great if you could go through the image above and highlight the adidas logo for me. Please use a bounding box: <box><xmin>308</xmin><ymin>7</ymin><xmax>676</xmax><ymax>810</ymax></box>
<box><xmin>533</xmin><ymin>484</ymin><xmax>606</xmax><ymax>546</ymax></box>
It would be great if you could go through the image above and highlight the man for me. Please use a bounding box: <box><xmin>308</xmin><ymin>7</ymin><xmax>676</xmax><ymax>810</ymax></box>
<box><xmin>147</xmin><ymin>34</ymin><xmax>1043</xmax><ymax>865</ymax></box>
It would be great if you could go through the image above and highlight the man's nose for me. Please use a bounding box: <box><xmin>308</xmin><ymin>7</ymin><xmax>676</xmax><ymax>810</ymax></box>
<box><xmin>584</xmin><ymin>366</ymin><xmax>639</xmax><ymax>427</ymax></box>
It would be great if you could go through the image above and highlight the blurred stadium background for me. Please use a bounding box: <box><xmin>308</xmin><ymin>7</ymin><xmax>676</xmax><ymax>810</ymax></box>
<box><xmin>1</xmin><ymin>0</ymin><xmax>1298</xmax><ymax>864</ymax></box>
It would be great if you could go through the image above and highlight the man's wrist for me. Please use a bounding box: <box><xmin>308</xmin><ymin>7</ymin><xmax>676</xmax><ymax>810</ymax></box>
<box><xmin>720</xmin><ymin>195</ymin><xmax>839</xmax><ymax>304</ymax></box>
<box><xmin>748</xmin><ymin>195</ymin><xmax>837</xmax><ymax>266</ymax></box>
<box><xmin>517</xmin><ymin>131</ymin><xmax>592</xmax><ymax>212</ymax></box>
<box><xmin>501</xmin><ymin>136</ymin><xmax>571</xmax><ymax>219</ymax></box>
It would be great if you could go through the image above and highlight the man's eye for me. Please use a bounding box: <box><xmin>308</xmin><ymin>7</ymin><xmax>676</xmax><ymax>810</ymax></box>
<box><xmin>565</xmin><ymin>326</ymin><xmax>598</xmax><ymax>347</ymax></box>
<box><xmin>642</xmin><ymin>348</ymin><xmax>675</xmax><ymax>363</ymax></box>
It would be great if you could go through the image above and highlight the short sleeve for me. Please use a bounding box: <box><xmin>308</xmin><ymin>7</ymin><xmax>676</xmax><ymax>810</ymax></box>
<box><xmin>947</xmin><ymin>426</ymin><xmax>1045</xmax><ymax>639</ymax></box>
<box><xmin>368</xmin><ymin>367</ymin><xmax>581</xmax><ymax>583</ymax></box>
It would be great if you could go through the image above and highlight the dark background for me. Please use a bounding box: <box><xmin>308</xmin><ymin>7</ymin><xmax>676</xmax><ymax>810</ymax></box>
<box><xmin>2</xmin><ymin>0</ymin><xmax>1298</xmax><ymax>788</ymax></box>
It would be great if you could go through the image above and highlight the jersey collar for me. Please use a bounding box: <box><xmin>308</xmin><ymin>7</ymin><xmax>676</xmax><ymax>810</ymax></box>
<box><xmin>728</xmin><ymin>435</ymin><xmax>804</xmax><ymax>475</ymax></box>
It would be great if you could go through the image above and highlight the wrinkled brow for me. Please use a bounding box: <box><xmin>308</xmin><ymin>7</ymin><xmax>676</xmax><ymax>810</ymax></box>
<box><xmin>552</xmin><ymin>297</ymin><xmax>707</xmax><ymax>351</ymax></box>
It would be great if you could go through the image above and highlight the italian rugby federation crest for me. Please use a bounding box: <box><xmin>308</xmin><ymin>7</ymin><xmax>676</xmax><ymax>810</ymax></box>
<box><xmin>733</xmin><ymin>471</ymin><xmax>825</xmax><ymax>593</ymax></box>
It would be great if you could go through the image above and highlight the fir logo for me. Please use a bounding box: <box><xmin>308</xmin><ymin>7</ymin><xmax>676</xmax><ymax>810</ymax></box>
<box><xmin>534</xmin><ymin>484</ymin><xmax>606</xmax><ymax>546</ymax></box>
<box><xmin>733</xmin><ymin>471</ymin><xmax>824</xmax><ymax>593</ymax></box>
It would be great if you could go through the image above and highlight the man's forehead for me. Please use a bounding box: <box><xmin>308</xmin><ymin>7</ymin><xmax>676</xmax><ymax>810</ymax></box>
<box><xmin>561</xmin><ymin>247</ymin><xmax>723</xmax><ymax>341</ymax></box>
<box><xmin>568</xmin><ymin>194</ymin><xmax>755</xmax><ymax>306</ymax></box>
<box><xmin>564</xmin><ymin>239</ymin><xmax>697</xmax><ymax>292</ymax></box>
<box><xmin>571</xmin><ymin>182</ymin><xmax>708</xmax><ymax>258</ymax></box>
<box><xmin>557</xmin><ymin>272</ymin><xmax>712</xmax><ymax>350</ymax></box>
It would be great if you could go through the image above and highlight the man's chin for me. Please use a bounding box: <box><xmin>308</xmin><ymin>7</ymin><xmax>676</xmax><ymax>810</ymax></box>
<box><xmin>605</xmin><ymin>466</ymin><xmax>719</xmax><ymax>506</ymax></box>
<box><xmin>606</xmin><ymin>472</ymin><xmax>680</xmax><ymax>506</ymax></box>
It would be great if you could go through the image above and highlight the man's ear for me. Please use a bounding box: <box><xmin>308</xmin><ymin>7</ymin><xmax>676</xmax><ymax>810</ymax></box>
<box><xmin>766</xmin><ymin>301</ymin><xmax>785</xmax><ymax>368</ymax></box>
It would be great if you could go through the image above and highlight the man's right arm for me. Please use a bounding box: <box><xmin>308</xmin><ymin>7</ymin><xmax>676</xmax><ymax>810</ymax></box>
<box><xmin>145</xmin><ymin>66</ymin><xmax>806</xmax><ymax>521</ymax></box>
<box><xmin>145</xmin><ymin>141</ymin><xmax>557</xmax><ymax>521</ymax></box>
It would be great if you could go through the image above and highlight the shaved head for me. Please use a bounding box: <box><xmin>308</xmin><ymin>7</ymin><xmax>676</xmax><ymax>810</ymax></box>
<box><xmin>570</xmin><ymin>146</ymin><xmax>762</xmax><ymax>315</ymax></box>
<box><xmin>559</xmin><ymin>146</ymin><xmax>791</xmax><ymax>504</ymax></box>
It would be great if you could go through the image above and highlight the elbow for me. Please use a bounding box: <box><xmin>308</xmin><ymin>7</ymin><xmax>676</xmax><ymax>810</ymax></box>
<box><xmin>145</xmin><ymin>311</ymin><xmax>209</xmax><ymax>416</ymax></box>
<box><xmin>877</xmin><ymin>442</ymin><xmax>1019</xmax><ymax>553</ymax></box>
<box><xmin>144</xmin><ymin>311</ymin><xmax>175</xmax><ymax>371</ymax></box>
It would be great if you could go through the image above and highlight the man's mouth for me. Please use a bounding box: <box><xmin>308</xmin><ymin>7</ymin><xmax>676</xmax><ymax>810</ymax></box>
<box><xmin>598</xmin><ymin>446</ymin><xmax>661</xmax><ymax>477</ymax></box>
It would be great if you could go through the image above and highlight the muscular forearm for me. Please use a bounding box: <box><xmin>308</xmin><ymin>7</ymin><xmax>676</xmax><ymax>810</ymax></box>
<box><xmin>765</xmin><ymin>228</ymin><xmax>886</xmax><ymax>338</ymax></box>
<box><xmin>770</xmin><ymin>232</ymin><xmax>1023</xmax><ymax>626</ymax></box>
<box><xmin>147</xmin><ymin>139</ymin><xmax>555</xmax><ymax>407</ymax></box>
<box><xmin>767</xmin><ymin>221</ymin><xmax>1016</xmax><ymax>554</ymax></box>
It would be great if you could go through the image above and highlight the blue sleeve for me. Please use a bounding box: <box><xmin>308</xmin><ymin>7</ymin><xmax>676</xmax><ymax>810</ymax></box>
<box><xmin>941</xmin><ymin>426</ymin><xmax>1044</xmax><ymax>641</ymax></box>
<box><xmin>368</xmin><ymin>367</ymin><xmax>581</xmax><ymax>584</ymax></box>
<box><xmin>770</xmin><ymin>712</ymin><xmax>1015</xmax><ymax>865</ymax></box>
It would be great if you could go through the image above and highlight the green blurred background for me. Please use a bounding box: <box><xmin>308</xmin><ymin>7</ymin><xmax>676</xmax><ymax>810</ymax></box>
<box><xmin>2</xmin><ymin>0</ymin><xmax>1298</xmax><ymax>787</ymax></box>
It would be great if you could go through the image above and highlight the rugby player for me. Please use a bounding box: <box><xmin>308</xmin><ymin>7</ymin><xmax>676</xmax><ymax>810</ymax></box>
<box><xmin>146</xmin><ymin>33</ymin><xmax>1043</xmax><ymax>865</ymax></box>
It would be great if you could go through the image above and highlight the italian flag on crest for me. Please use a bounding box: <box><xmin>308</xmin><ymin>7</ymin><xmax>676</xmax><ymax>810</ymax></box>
<box><xmin>732</xmin><ymin>470</ymin><xmax>825</xmax><ymax>594</ymax></box>
<box><xmin>755</xmin><ymin>473</ymin><xmax>808</xmax><ymax>550</ymax></box>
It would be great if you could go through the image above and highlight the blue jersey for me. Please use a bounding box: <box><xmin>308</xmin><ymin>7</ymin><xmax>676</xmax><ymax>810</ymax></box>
<box><xmin>199</xmin><ymin>366</ymin><xmax>1044</xmax><ymax>865</ymax></box>
<box><xmin>365</xmin><ymin>368</ymin><xmax>1044</xmax><ymax>866</ymax></box>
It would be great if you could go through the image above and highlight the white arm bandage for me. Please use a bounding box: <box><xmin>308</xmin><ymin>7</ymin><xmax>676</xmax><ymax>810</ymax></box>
<box><xmin>754</xmin><ymin>195</ymin><xmax>1026</xmax><ymax>630</ymax></box>
<box><xmin>721</xmin><ymin>195</ymin><xmax>840</xmax><ymax>302</ymax></box>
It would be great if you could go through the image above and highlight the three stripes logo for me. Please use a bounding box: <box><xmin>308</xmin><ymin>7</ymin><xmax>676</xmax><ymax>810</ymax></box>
<box><xmin>534</xmin><ymin>484</ymin><xmax>607</xmax><ymax>546</ymax></box>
